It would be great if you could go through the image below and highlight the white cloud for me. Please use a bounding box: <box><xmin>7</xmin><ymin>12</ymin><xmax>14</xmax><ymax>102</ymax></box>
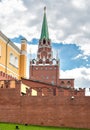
<box><xmin>73</xmin><ymin>54</ymin><xmax>83</xmax><ymax>60</ymax></box>
<box><xmin>0</xmin><ymin>0</ymin><xmax>90</xmax><ymax>56</ymax></box>
<box><xmin>79</xmin><ymin>44</ymin><xmax>90</xmax><ymax>56</ymax></box>
<box><xmin>14</xmin><ymin>42</ymin><xmax>38</xmax><ymax>55</ymax></box>
<box><xmin>0</xmin><ymin>0</ymin><xmax>90</xmax><ymax>58</ymax></box>
<box><xmin>28</xmin><ymin>44</ymin><xmax>38</xmax><ymax>55</ymax></box>
<box><xmin>60</xmin><ymin>67</ymin><xmax>90</xmax><ymax>89</ymax></box>
<box><xmin>86</xmin><ymin>64</ymin><xmax>90</xmax><ymax>67</ymax></box>
<box><xmin>73</xmin><ymin>53</ymin><xmax>89</xmax><ymax>62</ymax></box>
<box><xmin>71</xmin><ymin>0</ymin><xmax>87</xmax><ymax>10</ymax></box>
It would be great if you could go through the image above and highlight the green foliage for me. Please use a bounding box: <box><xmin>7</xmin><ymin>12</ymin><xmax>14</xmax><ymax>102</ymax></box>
<box><xmin>0</xmin><ymin>123</ymin><xmax>89</xmax><ymax>130</ymax></box>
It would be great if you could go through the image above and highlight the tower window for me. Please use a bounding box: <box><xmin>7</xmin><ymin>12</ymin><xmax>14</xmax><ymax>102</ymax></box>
<box><xmin>39</xmin><ymin>59</ymin><xmax>42</xmax><ymax>64</ymax></box>
<box><xmin>61</xmin><ymin>81</ymin><xmax>64</xmax><ymax>84</ymax></box>
<box><xmin>46</xmin><ymin>59</ymin><xmax>49</xmax><ymax>63</ymax></box>
<box><xmin>48</xmin><ymin>41</ymin><xmax>50</xmax><ymax>45</ymax></box>
<box><xmin>61</xmin><ymin>81</ymin><xmax>65</xmax><ymax>87</ymax></box>
<box><xmin>67</xmin><ymin>81</ymin><xmax>71</xmax><ymax>87</ymax></box>
<box><xmin>67</xmin><ymin>81</ymin><xmax>71</xmax><ymax>84</ymax></box>
<box><xmin>32</xmin><ymin>59</ymin><xmax>36</xmax><ymax>64</ymax></box>
<box><xmin>43</xmin><ymin>39</ymin><xmax>46</xmax><ymax>44</ymax></box>
<box><xmin>36</xmin><ymin>67</ymin><xmax>38</xmax><ymax>70</ymax></box>
<box><xmin>52</xmin><ymin>59</ymin><xmax>56</xmax><ymax>65</ymax></box>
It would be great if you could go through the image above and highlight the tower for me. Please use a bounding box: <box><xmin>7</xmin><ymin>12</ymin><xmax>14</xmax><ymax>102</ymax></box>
<box><xmin>20</xmin><ymin>38</ymin><xmax>27</xmax><ymax>78</ymax></box>
<box><xmin>29</xmin><ymin>7</ymin><xmax>59</xmax><ymax>85</ymax></box>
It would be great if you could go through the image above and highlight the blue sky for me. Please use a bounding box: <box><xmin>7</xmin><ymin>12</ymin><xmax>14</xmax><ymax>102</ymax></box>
<box><xmin>0</xmin><ymin>0</ymin><xmax>90</xmax><ymax>94</ymax></box>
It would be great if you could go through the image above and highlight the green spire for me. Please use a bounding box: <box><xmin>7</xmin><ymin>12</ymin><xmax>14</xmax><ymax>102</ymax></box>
<box><xmin>40</xmin><ymin>7</ymin><xmax>49</xmax><ymax>40</ymax></box>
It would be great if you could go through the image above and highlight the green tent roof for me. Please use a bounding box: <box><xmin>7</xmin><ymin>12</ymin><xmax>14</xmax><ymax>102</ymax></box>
<box><xmin>40</xmin><ymin>7</ymin><xmax>49</xmax><ymax>40</ymax></box>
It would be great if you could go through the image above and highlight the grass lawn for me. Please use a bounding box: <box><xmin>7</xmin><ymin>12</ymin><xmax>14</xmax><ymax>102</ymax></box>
<box><xmin>0</xmin><ymin>123</ymin><xmax>89</xmax><ymax>130</ymax></box>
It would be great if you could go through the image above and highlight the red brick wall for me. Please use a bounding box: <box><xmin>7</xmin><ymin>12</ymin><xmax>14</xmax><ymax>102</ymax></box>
<box><xmin>22</xmin><ymin>78</ymin><xmax>84</xmax><ymax>97</ymax></box>
<box><xmin>21</xmin><ymin>96</ymin><xmax>90</xmax><ymax>128</ymax></box>
<box><xmin>30</xmin><ymin>65</ymin><xmax>59</xmax><ymax>85</ymax></box>
<box><xmin>0</xmin><ymin>85</ymin><xmax>90</xmax><ymax>129</ymax></box>
<box><xmin>0</xmin><ymin>86</ymin><xmax>21</xmax><ymax>123</ymax></box>
<box><xmin>29</xmin><ymin>66</ymin><xmax>74</xmax><ymax>89</ymax></box>
<box><xmin>59</xmin><ymin>79</ymin><xmax>74</xmax><ymax>88</ymax></box>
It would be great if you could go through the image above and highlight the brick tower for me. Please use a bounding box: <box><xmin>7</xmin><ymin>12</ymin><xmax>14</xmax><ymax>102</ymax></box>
<box><xmin>29</xmin><ymin>7</ymin><xmax>60</xmax><ymax>85</ymax></box>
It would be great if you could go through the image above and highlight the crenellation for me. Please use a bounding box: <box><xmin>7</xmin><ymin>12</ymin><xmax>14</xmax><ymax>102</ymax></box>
<box><xmin>0</xmin><ymin>71</ymin><xmax>17</xmax><ymax>80</ymax></box>
<box><xmin>0</xmin><ymin>79</ymin><xmax>90</xmax><ymax>128</ymax></box>
<box><xmin>37</xmin><ymin>88</ymin><xmax>42</xmax><ymax>96</ymax></box>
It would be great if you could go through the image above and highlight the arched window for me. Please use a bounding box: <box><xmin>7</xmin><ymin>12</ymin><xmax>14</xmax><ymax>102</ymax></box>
<box><xmin>67</xmin><ymin>81</ymin><xmax>71</xmax><ymax>87</ymax></box>
<box><xmin>10</xmin><ymin>53</ymin><xmax>14</xmax><ymax>64</ymax></box>
<box><xmin>52</xmin><ymin>58</ymin><xmax>56</xmax><ymax>65</ymax></box>
<box><xmin>15</xmin><ymin>57</ymin><xmax>18</xmax><ymax>67</ymax></box>
<box><xmin>46</xmin><ymin>59</ymin><xmax>49</xmax><ymax>63</ymax></box>
<box><xmin>48</xmin><ymin>41</ymin><xmax>50</xmax><ymax>45</ymax></box>
<box><xmin>61</xmin><ymin>81</ymin><xmax>65</xmax><ymax>87</ymax></box>
<box><xmin>61</xmin><ymin>81</ymin><xmax>64</xmax><ymax>84</ymax></box>
<box><xmin>43</xmin><ymin>39</ymin><xmax>46</xmax><ymax>44</ymax></box>
<box><xmin>10</xmin><ymin>53</ymin><xmax>18</xmax><ymax>68</ymax></box>
<box><xmin>67</xmin><ymin>81</ymin><xmax>71</xmax><ymax>84</ymax></box>
<box><xmin>32</xmin><ymin>59</ymin><xmax>36</xmax><ymax>64</ymax></box>
<box><xmin>39</xmin><ymin>59</ymin><xmax>42</xmax><ymax>64</ymax></box>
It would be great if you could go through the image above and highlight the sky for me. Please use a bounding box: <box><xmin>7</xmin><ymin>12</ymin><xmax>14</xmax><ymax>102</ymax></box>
<box><xmin>0</xmin><ymin>0</ymin><xmax>90</xmax><ymax>94</ymax></box>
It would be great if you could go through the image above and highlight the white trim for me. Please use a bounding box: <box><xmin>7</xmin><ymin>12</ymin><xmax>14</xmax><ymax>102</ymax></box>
<box><xmin>38</xmin><ymin>46</ymin><xmax>51</xmax><ymax>49</ymax></box>
<box><xmin>31</xmin><ymin>64</ymin><xmax>58</xmax><ymax>66</ymax></box>
<box><xmin>8</xmin><ymin>44</ymin><xmax>20</xmax><ymax>55</ymax></box>
<box><xmin>0</xmin><ymin>36</ymin><xmax>21</xmax><ymax>55</ymax></box>
<box><xmin>0</xmin><ymin>63</ymin><xmax>19</xmax><ymax>77</ymax></box>
<box><xmin>0</xmin><ymin>36</ymin><xmax>7</xmax><ymax>43</ymax></box>
<box><xmin>21</xmin><ymin>50</ymin><xmax>27</xmax><ymax>55</ymax></box>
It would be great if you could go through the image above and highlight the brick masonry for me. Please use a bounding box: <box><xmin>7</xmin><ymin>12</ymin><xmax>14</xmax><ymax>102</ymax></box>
<box><xmin>0</xmin><ymin>80</ymin><xmax>90</xmax><ymax>129</ymax></box>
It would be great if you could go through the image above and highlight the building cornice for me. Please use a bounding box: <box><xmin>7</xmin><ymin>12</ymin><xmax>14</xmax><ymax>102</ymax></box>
<box><xmin>0</xmin><ymin>31</ymin><xmax>21</xmax><ymax>53</ymax></box>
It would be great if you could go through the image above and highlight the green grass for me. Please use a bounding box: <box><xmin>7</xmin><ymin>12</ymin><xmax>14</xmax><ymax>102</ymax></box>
<box><xmin>0</xmin><ymin>123</ymin><xmax>89</xmax><ymax>130</ymax></box>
